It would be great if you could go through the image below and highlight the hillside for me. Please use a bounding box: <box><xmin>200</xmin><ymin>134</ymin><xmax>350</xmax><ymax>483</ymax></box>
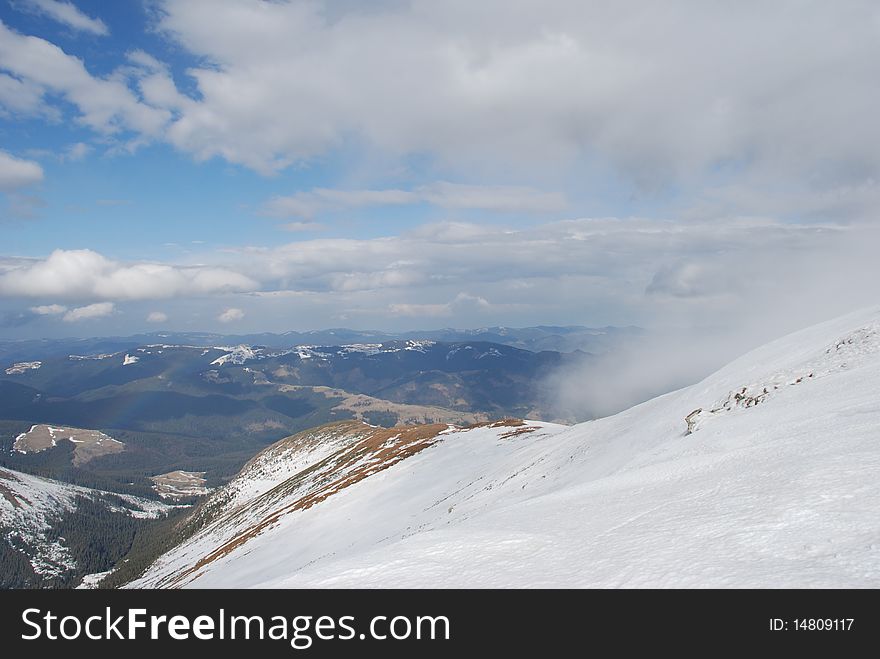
<box><xmin>129</xmin><ymin>307</ymin><xmax>880</xmax><ymax>588</ymax></box>
<box><xmin>0</xmin><ymin>338</ymin><xmax>568</xmax><ymax>499</ymax></box>
<box><xmin>0</xmin><ymin>466</ymin><xmax>175</xmax><ymax>588</ymax></box>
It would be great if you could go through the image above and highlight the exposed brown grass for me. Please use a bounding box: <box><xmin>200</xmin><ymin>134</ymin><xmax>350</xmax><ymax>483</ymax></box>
<box><xmin>277</xmin><ymin>384</ymin><xmax>489</xmax><ymax>426</ymax></box>
<box><xmin>165</xmin><ymin>421</ymin><xmax>449</xmax><ymax>587</ymax></box>
<box><xmin>499</xmin><ymin>426</ymin><xmax>538</xmax><ymax>439</ymax></box>
<box><xmin>13</xmin><ymin>424</ymin><xmax>124</xmax><ymax>466</ymax></box>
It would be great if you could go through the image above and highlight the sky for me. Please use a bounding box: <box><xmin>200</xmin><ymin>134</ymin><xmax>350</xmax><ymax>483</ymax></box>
<box><xmin>1</xmin><ymin>0</ymin><xmax>880</xmax><ymax>341</ymax></box>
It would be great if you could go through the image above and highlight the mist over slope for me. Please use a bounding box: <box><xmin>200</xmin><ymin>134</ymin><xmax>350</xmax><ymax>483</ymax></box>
<box><xmin>131</xmin><ymin>307</ymin><xmax>880</xmax><ymax>588</ymax></box>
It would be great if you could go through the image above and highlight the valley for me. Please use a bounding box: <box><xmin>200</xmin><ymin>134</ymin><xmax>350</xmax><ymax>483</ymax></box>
<box><xmin>0</xmin><ymin>328</ymin><xmax>610</xmax><ymax>586</ymax></box>
<box><xmin>0</xmin><ymin>331</ymin><xmax>595</xmax><ymax>501</ymax></box>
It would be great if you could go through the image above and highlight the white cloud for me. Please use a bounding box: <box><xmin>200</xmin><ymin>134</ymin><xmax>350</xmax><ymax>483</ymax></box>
<box><xmin>217</xmin><ymin>307</ymin><xmax>244</xmax><ymax>323</ymax></box>
<box><xmin>29</xmin><ymin>303</ymin><xmax>66</xmax><ymax>315</ymax></box>
<box><xmin>3</xmin><ymin>218</ymin><xmax>872</xmax><ymax>336</ymax></box>
<box><xmin>0</xmin><ymin>72</ymin><xmax>55</xmax><ymax>118</ymax></box>
<box><xmin>262</xmin><ymin>182</ymin><xmax>566</xmax><ymax>218</ymax></box>
<box><xmin>0</xmin><ymin>21</ymin><xmax>169</xmax><ymax>137</ymax></box>
<box><xmin>20</xmin><ymin>0</ymin><xmax>109</xmax><ymax>36</ymax></box>
<box><xmin>63</xmin><ymin>301</ymin><xmax>114</xmax><ymax>322</ymax></box>
<box><xmin>62</xmin><ymin>142</ymin><xmax>91</xmax><ymax>161</ymax></box>
<box><xmin>0</xmin><ymin>150</ymin><xmax>43</xmax><ymax>191</ymax></box>
<box><xmin>2</xmin><ymin>1</ymin><xmax>880</xmax><ymax>223</ymax></box>
<box><xmin>225</xmin><ymin>215</ymin><xmax>880</xmax><ymax>334</ymax></box>
<box><xmin>146</xmin><ymin>311</ymin><xmax>168</xmax><ymax>323</ymax></box>
<box><xmin>142</xmin><ymin>0</ymin><xmax>880</xmax><ymax>197</ymax></box>
<box><xmin>0</xmin><ymin>249</ymin><xmax>258</xmax><ymax>300</ymax></box>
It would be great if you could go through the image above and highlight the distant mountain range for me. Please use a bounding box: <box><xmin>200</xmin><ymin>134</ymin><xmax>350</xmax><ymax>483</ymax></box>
<box><xmin>0</xmin><ymin>332</ymin><xmax>615</xmax><ymax>503</ymax></box>
<box><xmin>0</xmin><ymin>325</ymin><xmax>641</xmax><ymax>364</ymax></box>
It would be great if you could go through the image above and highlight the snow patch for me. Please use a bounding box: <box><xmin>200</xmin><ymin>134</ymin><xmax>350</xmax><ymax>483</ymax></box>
<box><xmin>211</xmin><ymin>345</ymin><xmax>260</xmax><ymax>365</ymax></box>
<box><xmin>4</xmin><ymin>361</ymin><xmax>41</xmax><ymax>375</ymax></box>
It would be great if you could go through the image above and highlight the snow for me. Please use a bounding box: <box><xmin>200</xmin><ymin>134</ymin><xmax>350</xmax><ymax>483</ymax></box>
<box><xmin>4</xmin><ymin>361</ymin><xmax>41</xmax><ymax>375</ymax></box>
<box><xmin>151</xmin><ymin>471</ymin><xmax>210</xmax><ymax>500</ymax></box>
<box><xmin>283</xmin><ymin>341</ymin><xmax>438</xmax><ymax>360</ymax></box>
<box><xmin>1</xmin><ymin>467</ymin><xmax>173</xmax><ymax>577</ymax></box>
<box><xmin>223</xmin><ymin>425</ymin><xmax>378</xmax><ymax>509</ymax></box>
<box><xmin>131</xmin><ymin>307</ymin><xmax>880</xmax><ymax>588</ymax></box>
<box><xmin>403</xmin><ymin>340</ymin><xmax>436</xmax><ymax>352</ymax></box>
<box><xmin>337</xmin><ymin>343</ymin><xmax>383</xmax><ymax>356</ymax></box>
<box><xmin>76</xmin><ymin>570</ymin><xmax>113</xmax><ymax>589</ymax></box>
<box><xmin>211</xmin><ymin>345</ymin><xmax>260</xmax><ymax>365</ymax></box>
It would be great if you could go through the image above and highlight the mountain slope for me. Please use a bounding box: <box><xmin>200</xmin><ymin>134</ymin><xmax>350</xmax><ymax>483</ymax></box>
<box><xmin>1</xmin><ymin>466</ymin><xmax>174</xmax><ymax>588</ymax></box>
<box><xmin>131</xmin><ymin>307</ymin><xmax>880</xmax><ymax>588</ymax></box>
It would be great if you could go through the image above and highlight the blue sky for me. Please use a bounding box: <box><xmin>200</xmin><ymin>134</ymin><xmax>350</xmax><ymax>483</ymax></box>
<box><xmin>1</xmin><ymin>1</ymin><xmax>879</xmax><ymax>340</ymax></box>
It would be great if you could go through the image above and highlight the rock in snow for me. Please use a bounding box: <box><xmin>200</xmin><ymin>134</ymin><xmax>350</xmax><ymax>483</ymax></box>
<box><xmin>130</xmin><ymin>307</ymin><xmax>880</xmax><ymax>588</ymax></box>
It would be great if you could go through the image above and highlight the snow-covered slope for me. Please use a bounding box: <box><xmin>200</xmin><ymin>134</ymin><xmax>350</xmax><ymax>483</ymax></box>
<box><xmin>1</xmin><ymin>467</ymin><xmax>172</xmax><ymax>583</ymax></box>
<box><xmin>131</xmin><ymin>307</ymin><xmax>880</xmax><ymax>588</ymax></box>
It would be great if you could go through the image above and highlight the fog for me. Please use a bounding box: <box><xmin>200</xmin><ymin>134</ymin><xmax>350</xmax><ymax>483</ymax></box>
<box><xmin>544</xmin><ymin>223</ymin><xmax>880</xmax><ymax>421</ymax></box>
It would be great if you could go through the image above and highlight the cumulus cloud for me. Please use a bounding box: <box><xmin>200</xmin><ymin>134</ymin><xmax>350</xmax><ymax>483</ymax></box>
<box><xmin>2</xmin><ymin>2</ymin><xmax>880</xmax><ymax>359</ymax></box>
<box><xmin>1</xmin><ymin>219</ymin><xmax>874</xmax><ymax>336</ymax></box>
<box><xmin>29</xmin><ymin>303</ymin><xmax>66</xmax><ymax>315</ymax></box>
<box><xmin>0</xmin><ymin>249</ymin><xmax>258</xmax><ymax>300</ymax></box>
<box><xmin>2</xmin><ymin>1</ymin><xmax>880</xmax><ymax>222</ymax></box>
<box><xmin>222</xmin><ymin>215</ymin><xmax>880</xmax><ymax>337</ymax></box>
<box><xmin>142</xmin><ymin>0</ymin><xmax>880</xmax><ymax>199</ymax></box>
<box><xmin>217</xmin><ymin>307</ymin><xmax>244</xmax><ymax>323</ymax></box>
<box><xmin>262</xmin><ymin>183</ymin><xmax>566</xmax><ymax>218</ymax></box>
<box><xmin>0</xmin><ymin>21</ymin><xmax>169</xmax><ymax>137</ymax></box>
<box><xmin>63</xmin><ymin>301</ymin><xmax>114</xmax><ymax>322</ymax></box>
<box><xmin>0</xmin><ymin>150</ymin><xmax>43</xmax><ymax>191</ymax></box>
<box><xmin>0</xmin><ymin>72</ymin><xmax>56</xmax><ymax>119</ymax></box>
<box><xmin>17</xmin><ymin>0</ymin><xmax>109</xmax><ymax>36</ymax></box>
<box><xmin>233</xmin><ymin>217</ymin><xmax>823</xmax><ymax>299</ymax></box>
<box><xmin>146</xmin><ymin>311</ymin><xmax>168</xmax><ymax>323</ymax></box>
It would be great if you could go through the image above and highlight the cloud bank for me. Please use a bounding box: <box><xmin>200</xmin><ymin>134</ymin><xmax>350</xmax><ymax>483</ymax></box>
<box><xmin>0</xmin><ymin>1</ymin><xmax>878</xmax><ymax>203</ymax></box>
<box><xmin>0</xmin><ymin>249</ymin><xmax>257</xmax><ymax>301</ymax></box>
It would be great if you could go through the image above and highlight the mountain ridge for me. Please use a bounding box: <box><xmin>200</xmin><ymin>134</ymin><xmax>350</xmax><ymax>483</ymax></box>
<box><xmin>128</xmin><ymin>306</ymin><xmax>880</xmax><ymax>588</ymax></box>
